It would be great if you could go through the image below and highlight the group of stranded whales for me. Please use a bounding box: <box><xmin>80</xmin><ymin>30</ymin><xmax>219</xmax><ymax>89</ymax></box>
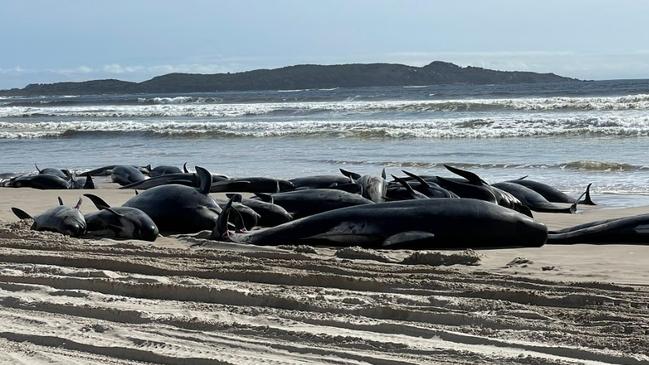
<box><xmin>6</xmin><ymin>162</ymin><xmax>649</xmax><ymax>247</ymax></box>
<box><xmin>1</xmin><ymin>164</ymin><xmax>95</xmax><ymax>190</ymax></box>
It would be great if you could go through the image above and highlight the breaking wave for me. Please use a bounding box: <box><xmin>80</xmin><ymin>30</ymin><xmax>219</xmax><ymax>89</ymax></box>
<box><xmin>3</xmin><ymin>114</ymin><xmax>649</xmax><ymax>139</ymax></box>
<box><xmin>2</xmin><ymin>93</ymin><xmax>649</xmax><ymax>118</ymax></box>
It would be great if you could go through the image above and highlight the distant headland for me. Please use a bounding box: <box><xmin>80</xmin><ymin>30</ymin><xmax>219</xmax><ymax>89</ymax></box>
<box><xmin>0</xmin><ymin>61</ymin><xmax>578</xmax><ymax>96</ymax></box>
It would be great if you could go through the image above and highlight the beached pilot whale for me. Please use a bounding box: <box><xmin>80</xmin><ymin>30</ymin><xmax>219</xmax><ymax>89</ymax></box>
<box><xmin>547</xmin><ymin>214</ymin><xmax>649</xmax><ymax>244</ymax></box>
<box><xmin>122</xmin><ymin>166</ymin><xmax>222</xmax><ymax>233</ymax></box>
<box><xmin>34</xmin><ymin>164</ymin><xmax>70</xmax><ymax>179</ymax></box>
<box><xmin>211</xmin><ymin>195</ymin><xmax>547</xmax><ymax>249</ymax></box>
<box><xmin>340</xmin><ymin>168</ymin><xmax>388</xmax><ymax>203</ymax></box>
<box><xmin>11</xmin><ymin>197</ymin><xmax>86</xmax><ymax>237</ymax></box>
<box><xmin>508</xmin><ymin>177</ymin><xmax>596</xmax><ymax>205</ymax></box>
<box><xmin>119</xmin><ymin>169</ymin><xmax>230</xmax><ymax>190</ymax></box>
<box><xmin>149</xmin><ymin>165</ymin><xmax>183</xmax><ymax>177</ymax></box>
<box><xmin>9</xmin><ymin>174</ymin><xmax>72</xmax><ymax>189</ymax></box>
<box><xmin>215</xmin><ymin>198</ymin><xmax>261</xmax><ymax>230</ymax></box>
<box><xmin>7</xmin><ymin>170</ymin><xmax>94</xmax><ymax>190</ymax></box>
<box><xmin>440</xmin><ymin>165</ymin><xmax>533</xmax><ymax>217</ymax></box>
<box><xmin>387</xmin><ymin>171</ymin><xmax>459</xmax><ymax>200</ymax></box>
<box><xmin>492</xmin><ymin>181</ymin><xmax>578</xmax><ymax>214</ymax></box>
<box><xmin>111</xmin><ymin>165</ymin><xmax>148</xmax><ymax>186</ymax></box>
<box><xmin>289</xmin><ymin>175</ymin><xmax>353</xmax><ymax>190</ymax></box>
<box><xmin>227</xmin><ymin>195</ymin><xmax>293</xmax><ymax>227</ymax></box>
<box><xmin>83</xmin><ymin>194</ymin><xmax>159</xmax><ymax>241</ymax></box>
<box><xmin>253</xmin><ymin>188</ymin><xmax>373</xmax><ymax>219</ymax></box>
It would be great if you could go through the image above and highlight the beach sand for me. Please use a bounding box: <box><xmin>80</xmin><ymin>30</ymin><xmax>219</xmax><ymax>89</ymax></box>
<box><xmin>0</xmin><ymin>187</ymin><xmax>648</xmax><ymax>364</ymax></box>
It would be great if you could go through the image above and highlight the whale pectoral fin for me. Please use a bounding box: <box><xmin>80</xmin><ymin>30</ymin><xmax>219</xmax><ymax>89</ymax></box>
<box><xmin>382</xmin><ymin>231</ymin><xmax>436</xmax><ymax>248</ymax></box>
<box><xmin>58</xmin><ymin>197</ymin><xmax>64</xmax><ymax>206</ymax></box>
<box><xmin>381</xmin><ymin>168</ymin><xmax>386</xmax><ymax>180</ymax></box>
<box><xmin>74</xmin><ymin>197</ymin><xmax>83</xmax><ymax>210</ymax></box>
<box><xmin>634</xmin><ymin>224</ymin><xmax>649</xmax><ymax>234</ymax></box>
<box><xmin>11</xmin><ymin>207</ymin><xmax>32</xmax><ymax>220</ymax></box>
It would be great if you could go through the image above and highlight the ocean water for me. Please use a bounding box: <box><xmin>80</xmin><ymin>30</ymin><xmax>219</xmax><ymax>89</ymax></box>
<box><xmin>2</xmin><ymin>79</ymin><xmax>649</xmax><ymax>206</ymax></box>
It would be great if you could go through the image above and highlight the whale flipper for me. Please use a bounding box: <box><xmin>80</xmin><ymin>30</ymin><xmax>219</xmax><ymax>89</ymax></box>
<box><xmin>83</xmin><ymin>193</ymin><xmax>112</xmax><ymax>210</ymax></box>
<box><xmin>11</xmin><ymin>207</ymin><xmax>32</xmax><ymax>220</ymax></box>
<box><xmin>339</xmin><ymin>169</ymin><xmax>361</xmax><ymax>180</ymax></box>
<box><xmin>444</xmin><ymin>164</ymin><xmax>484</xmax><ymax>185</ymax></box>
<box><xmin>382</xmin><ymin>231</ymin><xmax>436</xmax><ymax>247</ymax></box>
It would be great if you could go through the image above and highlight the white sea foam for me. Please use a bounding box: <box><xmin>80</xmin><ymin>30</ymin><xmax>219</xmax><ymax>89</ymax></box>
<box><xmin>2</xmin><ymin>113</ymin><xmax>649</xmax><ymax>139</ymax></box>
<box><xmin>2</xmin><ymin>94</ymin><xmax>649</xmax><ymax>119</ymax></box>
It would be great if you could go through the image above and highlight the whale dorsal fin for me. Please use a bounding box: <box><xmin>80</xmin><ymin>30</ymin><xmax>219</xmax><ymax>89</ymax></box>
<box><xmin>34</xmin><ymin>163</ymin><xmax>41</xmax><ymax>173</ymax></box>
<box><xmin>579</xmin><ymin>183</ymin><xmax>596</xmax><ymax>205</ymax></box>
<box><xmin>444</xmin><ymin>164</ymin><xmax>484</xmax><ymax>185</ymax></box>
<box><xmin>183</xmin><ymin>162</ymin><xmax>189</xmax><ymax>173</ymax></box>
<box><xmin>381</xmin><ymin>168</ymin><xmax>386</xmax><ymax>180</ymax></box>
<box><xmin>83</xmin><ymin>175</ymin><xmax>95</xmax><ymax>189</ymax></box>
<box><xmin>195</xmin><ymin>166</ymin><xmax>212</xmax><ymax>195</ymax></box>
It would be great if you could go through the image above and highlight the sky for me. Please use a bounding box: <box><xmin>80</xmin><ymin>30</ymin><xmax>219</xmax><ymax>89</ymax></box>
<box><xmin>1</xmin><ymin>0</ymin><xmax>649</xmax><ymax>89</ymax></box>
